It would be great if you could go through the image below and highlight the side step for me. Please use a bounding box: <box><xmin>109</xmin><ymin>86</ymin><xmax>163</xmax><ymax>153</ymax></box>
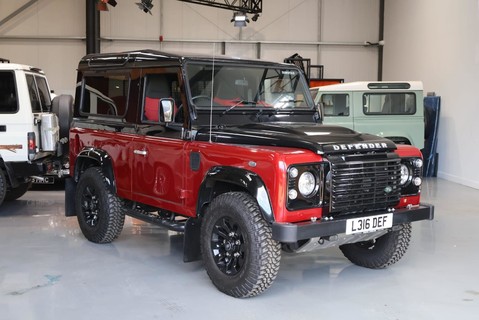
<box><xmin>126</xmin><ymin>209</ymin><xmax>186</xmax><ymax>232</ymax></box>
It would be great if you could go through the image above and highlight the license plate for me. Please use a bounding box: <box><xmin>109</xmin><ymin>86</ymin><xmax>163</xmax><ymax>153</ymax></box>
<box><xmin>345</xmin><ymin>213</ymin><xmax>393</xmax><ymax>235</ymax></box>
<box><xmin>31</xmin><ymin>176</ymin><xmax>55</xmax><ymax>184</ymax></box>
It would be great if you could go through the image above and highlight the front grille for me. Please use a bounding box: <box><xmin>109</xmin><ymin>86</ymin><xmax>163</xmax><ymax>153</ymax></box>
<box><xmin>328</xmin><ymin>154</ymin><xmax>401</xmax><ymax>215</ymax></box>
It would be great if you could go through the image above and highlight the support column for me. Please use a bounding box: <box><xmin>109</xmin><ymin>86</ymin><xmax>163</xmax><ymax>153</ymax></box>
<box><xmin>377</xmin><ymin>0</ymin><xmax>385</xmax><ymax>81</ymax></box>
<box><xmin>86</xmin><ymin>0</ymin><xmax>100</xmax><ymax>54</ymax></box>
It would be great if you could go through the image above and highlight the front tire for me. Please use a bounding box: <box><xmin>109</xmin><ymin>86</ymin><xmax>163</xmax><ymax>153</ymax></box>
<box><xmin>340</xmin><ymin>223</ymin><xmax>412</xmax><ymax>269</ymax></box>
<box><xmin>75</xmin><ymin>167</ymin><xmax>125</xmax><ymax>243</ymax></box>
<box><xmin>200</xmin><ymin>192</ymin><xmax>281</xmax><ymax>298</ymax></box>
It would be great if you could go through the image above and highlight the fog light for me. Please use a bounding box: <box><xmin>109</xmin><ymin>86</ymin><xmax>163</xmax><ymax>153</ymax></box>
<box><xmin>288</xmin><ymin>189</ymin><xmax>298</xmax><ymax>200</ymax></box>
<box><xmin>413</xmin><ymin>177</ymin><xmax>422</xmax><ymax>186</ymax></box>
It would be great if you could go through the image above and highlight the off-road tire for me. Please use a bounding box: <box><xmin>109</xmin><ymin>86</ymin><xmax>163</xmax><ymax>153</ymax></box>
<box><xmin>339</xmin><ymin>223</ymin><xmax>412</xmax><ymax>269</ymax></box>
<box><xmin>200</xmin><ymin>192</ymin><xmax>281</xmax><ymax>298</ymax></box>
<box><xmin>5</xmin><ymin>182</ymin><xmax>31</xmax><ymax>201</ymax></box>
<box><xmin>75</xmin><ymin>167</ymin><xmax>125</xmax><ymax>243</ymax></box>
<box><xmin>0</xmin><ymin>169</ymin><xmax>6</xmax><ymax>207</ymax></box>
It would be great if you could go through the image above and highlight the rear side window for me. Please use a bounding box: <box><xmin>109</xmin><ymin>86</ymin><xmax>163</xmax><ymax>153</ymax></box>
<box><xmin>35</xmin><ymin>76</ymin><xmax>52</xmax><ymax>111</ymax></box>
<box><xmin>321</xmin><ymin>93</ymin><xmax>349</xmax><ymax>116</ymax></box>
<box><xmin>0</xmin><ymin>71</ymin><xmax>17</xmax><ymax>113</ymax></box>
<box><xmin>26</xmin><ymin>74</ymin><xmax>51</xmax><ymax>112</ymax></box>
<box><xmin>363</xmin><ymin>93</ymin><xmax>416</xmax><ymax>115</ymax></box>
<box><xmin>80</xmin><ymin>72</ymin><xmax>130</xmax><ymax>118</ymax></box>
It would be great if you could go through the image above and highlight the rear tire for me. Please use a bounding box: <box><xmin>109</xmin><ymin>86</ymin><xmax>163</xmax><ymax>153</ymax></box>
<box><xmin>5</xmin><ymin>182</ymin><xmax>31</xmax><ymax>201</ymax></box>
<box><xmin>200</xmin><ymin>192</ymin><xmax>281</xmax><ymax>298</ymax></box>
<box><xmin>339</xmin><ymin>223</ymin><xmax>412</xmax><ymax>269</ymax></box>
<box><xmin>75</xmin><ymin>167</ymin><xmax>125</xmax><ymax>243</ymax></box>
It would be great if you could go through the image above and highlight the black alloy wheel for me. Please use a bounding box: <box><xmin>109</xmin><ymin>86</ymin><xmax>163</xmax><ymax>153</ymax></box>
<box><xmin>211</xmin><ymin>216</ymin><xmax>246</xmax><ymax>276</ymax></box>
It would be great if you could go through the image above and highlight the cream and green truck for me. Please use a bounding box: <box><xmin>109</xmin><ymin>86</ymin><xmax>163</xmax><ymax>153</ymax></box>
<box><xmin>311</xmin><ymin>81</ymin><xmax>424</xmax><ymax>149</ymax></box>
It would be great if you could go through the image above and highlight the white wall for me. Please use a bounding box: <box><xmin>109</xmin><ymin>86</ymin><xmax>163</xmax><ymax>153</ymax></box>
<box><xmin>1</xmin><ymin>0</ymin><xmax>381</xmax><ymax>96</ymax></box>
<box><xmin>0</xmin><ymin>0</ymin><xmax>85</xmax><ymax>96</ymax></box>
<box><xmin>383</xmin><ymin>0</ymin><xmax>479</xmax><ymax>189</ymax></box>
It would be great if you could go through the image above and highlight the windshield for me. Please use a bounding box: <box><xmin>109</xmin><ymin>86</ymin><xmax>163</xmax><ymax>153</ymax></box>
<box><xmin>186</xmin><ymin>63</ymin><xmax>313</xmax><ymax>111</ymax></box>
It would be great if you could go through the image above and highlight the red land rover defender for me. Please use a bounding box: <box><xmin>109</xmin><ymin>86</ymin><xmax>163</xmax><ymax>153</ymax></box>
<box><xmin>65</xmin><ymin>50</ymin><xmax>434</xmax><ymax>298</ymax></box>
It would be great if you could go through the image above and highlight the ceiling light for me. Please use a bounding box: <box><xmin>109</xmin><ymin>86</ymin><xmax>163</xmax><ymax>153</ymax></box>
<box><xmin>136</xmin><ymin>0</ymin><xmax>153</xmax><ymax>14</ymax></box>
<box><xmin>231</xmin><ymin>12</ymin><xmax>249</xmax><ymax>27</ymax></box>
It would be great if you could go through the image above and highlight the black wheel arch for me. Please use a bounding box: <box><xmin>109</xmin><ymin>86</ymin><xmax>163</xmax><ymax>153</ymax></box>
<box><xmin>196</xmin><ymin>166</ymin><xmax>274</xmax><ymax>224</ymax></box>
<box><xmin>66</xmin><ymin>148</ymin><xmax>116</xmax><ymax>217</ymax></box>
<box><xmin>73</xmin><ymin>148</ymin><xmax>116</xmax><ymax>193</ymax></box>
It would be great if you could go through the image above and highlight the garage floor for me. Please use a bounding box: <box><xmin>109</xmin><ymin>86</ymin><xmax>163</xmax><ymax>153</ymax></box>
<box><xmin>0</xmin><ymin>178</ymin><xmax>477</xmax><ymax>320</ymax></box>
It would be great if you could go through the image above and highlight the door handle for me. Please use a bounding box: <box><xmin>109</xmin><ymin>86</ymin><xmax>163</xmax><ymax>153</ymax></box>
<box><xmin>133</xmin><ymin>149</ymin><xmax>148</xmax><ymax>156</ymax></box>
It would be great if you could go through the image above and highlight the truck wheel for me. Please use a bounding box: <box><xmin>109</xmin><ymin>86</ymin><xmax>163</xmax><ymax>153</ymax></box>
<box><xmin>339</xmin><ymin>223</ymin><xmax>412</xmax><ymax>269</ymax></box>
<box><xmin>0</xmin><ymin>169</ymin><xmax>6</xmax><ymax>206</ymax></box>
<box><xmin>75</xmin><ymin>167</ymin><xmax>125</xmax><ymax>243</ymax></box>
<box><xmin>5</xmin><ymin>182</ymin><xmax>31</xmax><ymax>201</ymax></box>
<box><xmin>200</xmin><ymin>192</ymin><xmax>281</xmax><ymax>298</ymax></box>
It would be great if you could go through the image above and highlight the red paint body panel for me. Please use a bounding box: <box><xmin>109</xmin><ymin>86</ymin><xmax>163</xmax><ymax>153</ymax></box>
<box><xmin>70</xmin><ymin>126</ymin><xmax>426</xmax><ymax>224</ymax></box>
<box><xmin>70</xmin><ymin>126</ymin><xmax>328</xmax><ymax>223</ymax></box>
<box><xmin>395</xmin><ymin>144</ymin><xmax>423</xmax><ymax>158</ymax></box>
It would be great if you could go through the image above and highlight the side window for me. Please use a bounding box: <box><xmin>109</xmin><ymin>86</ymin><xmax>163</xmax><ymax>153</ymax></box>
<box><xmin>321</xmin><ymin>93</ymin><xmax>349</xmax><ymax>116</ymax></box>
<box><xmin>363</xmin><ymin>93</ymin><xmax>416</xmax><ymax>115</ymax></box>
<box><xmin>26</xmin><ymin>74</ymin><xmax>42</xmax><ymax>112</ymax></box>
<box><xmin>0</xmin><ymin>71</ymin><xmax>18</xmax><ymax>113</ymax></box>
<box><xmin>142</xmin><ymin>68</ymin><xmax>181</xmax><ymax>123</ymax></box>
<box><xmin>35</xmin><ymin>76</ymin><xmax>52</xmax><ymax>111</ymax></box>
<box><xmin>81</xmin><ymin>72</ymin><xmax>130</xmax><ymax>118</ymax></box>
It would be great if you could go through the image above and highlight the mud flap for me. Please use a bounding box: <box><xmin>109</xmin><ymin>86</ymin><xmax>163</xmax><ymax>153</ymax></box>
<box><xmin>64</xmin><ymin>177</ymin><xmax>77</xmax><ymax>216</ymax></box>
<box><xmin>183</xmin><ymin>218</ymin><xmax>202</xmax><ymax>262</ymax></box>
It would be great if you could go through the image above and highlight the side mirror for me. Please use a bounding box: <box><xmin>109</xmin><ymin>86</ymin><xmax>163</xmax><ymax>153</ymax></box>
<box><xmin>317</xmin><ymin>102</ymin><xmax>324</xmax><ymax>122</ymax></box>
<box><xmin>159</xmin><ymin>98</ymin><xmax>175</xmax><ymax>123</ymax></box>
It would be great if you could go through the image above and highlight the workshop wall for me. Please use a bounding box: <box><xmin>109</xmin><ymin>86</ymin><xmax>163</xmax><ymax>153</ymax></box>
<box><xmin>383</xmin><ymin>0</ymin><xmax>479</xmax><ymax>189</ymax></box>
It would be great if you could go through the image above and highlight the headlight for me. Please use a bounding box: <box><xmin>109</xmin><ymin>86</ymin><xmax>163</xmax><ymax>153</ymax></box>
<box><xmin>298</xmin><ymin>171</ymin><xmax>317</xmax><ymax>197</ymax></box>
<box><xmin>286</xmin><ymin>164</ymin><xmax>324</xmax><ymax>210</ymax></box>
<box><xmin>399</xmin><ymin>164</ymin><xmax>411</xmax><ymax>186</ymax></box>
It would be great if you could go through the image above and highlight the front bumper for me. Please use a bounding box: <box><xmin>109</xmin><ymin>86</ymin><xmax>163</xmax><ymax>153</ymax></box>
<box><xmin>272</xmin><ymin>203</ymin><xmax>434</xmax><ymax>242</ymax></box>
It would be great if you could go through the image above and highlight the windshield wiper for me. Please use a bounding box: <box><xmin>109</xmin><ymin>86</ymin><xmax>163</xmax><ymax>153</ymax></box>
<box><xmin>274</xmin><ymin>99</ymin><xmax>304</xmax><ymax>109</ymax></box>
<box><xmin>222</xmin><ymin>100</ymin><xmax>257</xmax><ymax>115</ymax></box>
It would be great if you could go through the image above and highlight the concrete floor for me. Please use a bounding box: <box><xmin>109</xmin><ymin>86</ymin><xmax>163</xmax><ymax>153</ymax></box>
<box><xmin>0</xmin><ymin>178</ymin><xmax>477</xmax><ymax>319</ymax></box>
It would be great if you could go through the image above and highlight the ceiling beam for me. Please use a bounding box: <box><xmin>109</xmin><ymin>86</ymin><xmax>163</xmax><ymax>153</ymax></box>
<box><xmin>178</xmin><ymin>0</ymin><xmax>262</xmax><ymax>14</ymax></box>
<box><xmin>0</xmin><ymin>0</ymin><xmax>39</xmax><ymax>28</ymax></box>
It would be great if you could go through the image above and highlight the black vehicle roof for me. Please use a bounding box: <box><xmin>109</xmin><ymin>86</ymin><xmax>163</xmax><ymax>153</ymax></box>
<box><xmin>79</xmin><ymin>49</ymin><xmax>293</xmax><ymax>70</ymax></box>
